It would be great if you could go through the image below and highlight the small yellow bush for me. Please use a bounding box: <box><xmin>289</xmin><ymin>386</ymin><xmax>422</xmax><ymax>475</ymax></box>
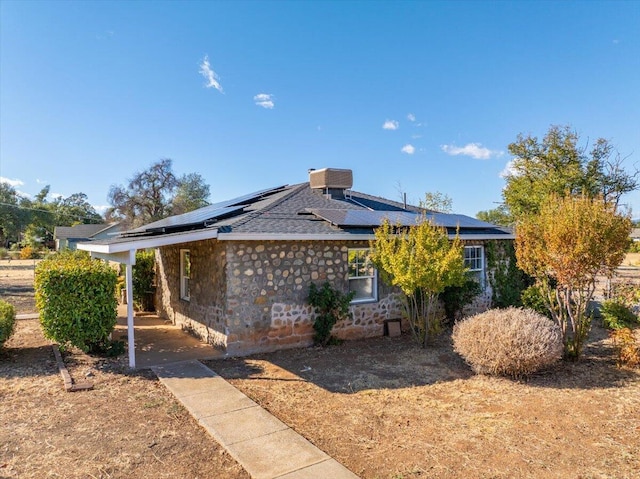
<box><xmin>452</xmin><ymin>307</ymin><xmax>563</xmax><ymax>378</ymax></box>
<box><xmin>610</xmin><ymin>328</ymin><xmax>640</xmax><ymax>368</ymax></box>
<box><xmin>19</xmin><ymin>246</ymin><xmax>39</xmax><ymax>259</ymax></box>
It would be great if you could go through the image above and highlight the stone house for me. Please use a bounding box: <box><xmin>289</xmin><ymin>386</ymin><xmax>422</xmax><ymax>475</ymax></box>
<box><xmin>80</xmin><ymin>168</ymin><xmax>513</xmax><ymax>362</ymax></box>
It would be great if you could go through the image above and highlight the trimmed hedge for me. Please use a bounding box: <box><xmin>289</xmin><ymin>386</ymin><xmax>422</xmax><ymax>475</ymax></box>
<box><xmin>35</xmin><ymin>250</ymin><xmax>118</xmax><ymax>353</ymax></box>
<box><xmin>452</xmin><ymin>307</ymin><xmax>563</xmax><ymax>378</ymax></box>
<box><xmin>0</xmin><ymin>300</ymin><xmax>16</xmax><ymax>347</ymax></box>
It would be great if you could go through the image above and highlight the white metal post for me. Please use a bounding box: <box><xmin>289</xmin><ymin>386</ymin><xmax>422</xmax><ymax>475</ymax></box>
<box><xmin>126</xmin><ymin>250</ymin><xmax>136</xmax><ymax>369</ymax></box>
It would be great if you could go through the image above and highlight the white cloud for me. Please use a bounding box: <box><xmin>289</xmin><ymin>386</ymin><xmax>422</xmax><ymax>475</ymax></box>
<box><xmin>407</xmin><ymin>113</ymin><xmax>416</xmax><ymax>122</ymax></box>
<box><xmin>93</xmin><ymin>204</ymin><xmax>109</xmax><ymax>214</ymax></box>
<box><xmin>500</xmin><ymin>159</ymin><xmax>521</xmax><ymax>178</ymax></box>
<box><xmin>50</xmin><ymin>192</ymin><xmax>63</xmax><ymax>200</ymax></box>
<box><xmin>401</xmin><ymin>144</ymin><xmax>415</xmax><ymax>155</ymax></box>
<box><xmin>0</xmin><ymin>177</ymin><xmax>24</xmax><ymax>187</ymax></box>
<box><xmin>254</xmin><ymin>93</ymin><xmax>275</xmax><ymax>109</ymax></box>
<box><xmin>441</xmin><ymin>142</ymin><xmax>501</xmax><ymax>160</ymax></box>
<box><xmin>382</xmin><ymin>119</ymin><xmax>399</xmax><ymax>130</ymax></box>
<box><xmin>199</xmin><ymin>55</ymin><xmax>224</xmax><ymax>93</ymax></box>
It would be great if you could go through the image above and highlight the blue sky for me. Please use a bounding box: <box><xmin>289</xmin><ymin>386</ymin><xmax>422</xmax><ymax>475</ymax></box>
<box><xmin>1</xmin><ymin>0</ymin><xmax>639</xmax><ymax>218</ymax></box>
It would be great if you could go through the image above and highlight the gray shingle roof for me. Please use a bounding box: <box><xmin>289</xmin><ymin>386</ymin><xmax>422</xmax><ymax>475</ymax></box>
<box><xmin>109</xmin><ymin>182</ymin><xmax>511</xmax><ymax>242</ymax></box>
<box><xmin>54</xmin><ymin>223</ymin><xmax>114</xmax><ymax>240</ymax></box>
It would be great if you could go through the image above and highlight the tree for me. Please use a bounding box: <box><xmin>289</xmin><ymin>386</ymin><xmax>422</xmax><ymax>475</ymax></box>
<box><xmin>419</xmin><ymin>191</ymin><xmax>453</xmax><ymax>213</ymax></box>
<box><xmin>170</xmin><ymin>173</ymin><xmax>211</xmax><ymax>215</ymax></box>
<box><xmin>0</xmin><ymin>182</ymin><xmax>27</xmax><ymax>246</ymax></box>
<box><xmin>476</xmin><ymin>205</ymin><xmax>512</xmax><ymax>227</ymax></box>
<box><xmin>515</xmin><ymin>194</ymin><xmax>631</xmax><ymax>358</ymax></box>
<box><xmin>54</xmin><ymin>193</ymin><xmax>102</xmax><ymax>226</ymax></box>
<box><xmin>107</xmin><ymin>159</ymin><xmax>211</xmax><ymax>228</ymax></box>
<box><xmin>503</xmin><ymin>125</ymin><xmax>637</xmax><ymax>220</ymax></box>
<box><xmin>371</xmin><ymin>219</ymin><xmax>467</xmax><ymax>347</ymax></box>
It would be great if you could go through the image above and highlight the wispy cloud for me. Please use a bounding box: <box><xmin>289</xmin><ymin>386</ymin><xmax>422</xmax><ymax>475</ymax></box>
<box><xmin>254</xmin><ymin>93</ymin><xmax>275</xmax><ymax>109</ymax></box>
<box><xmin>401</xmin><ymin>144</ymin><xmax>415</xmax><ymax>155</ymax></box>
<box><xmin>0</xmin><ymin>177</ymin><xmax>24</xmax><ymax>187</ymax></box>
<box><xmin>199</xmin><ymin>55</ymin><xmax>223</xmax><ymax>93</ymax></box>
<box><xmin>407</xmin><ymin>113</ymin><xmax>416</xmax><ymax>122</ymax></box>
<box><xmin>441</xmin><ymin>143</ymin><xmax>501</xmax><ymax>160</ymax></box>
<box><xmin>382</xmin><ymin>119</ymin><xmax>399</xmax><ymax>130</ymax></box>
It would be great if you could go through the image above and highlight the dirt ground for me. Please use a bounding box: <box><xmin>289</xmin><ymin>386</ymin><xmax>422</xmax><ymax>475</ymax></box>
<box><xmin>0</xmin><ymin>260</ymin><xmax>248</xmax><ymax>478</ymax></box>
<box><xmin>2</xmin><ymin>259</ymin><xmax>640</xmax><ymax>478</ymax></box>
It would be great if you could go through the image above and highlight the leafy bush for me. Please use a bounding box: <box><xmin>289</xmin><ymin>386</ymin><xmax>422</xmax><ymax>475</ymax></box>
<box><xmin>0</xmin><ymin>248</ymin><xmax>8</xmax><ymax>259</ymax></box>
<box><xmin>35</xmin><ymin>250</ymin><xmax>119</xmax><ymax>354</ymax></box>
<box><xmin>133</xmin><ymin>250</ymin><xmax>156</xmax><ymax>311</ymax></box>
<box><xmin>20</xmin><ymin>246</ymin><xmax>39</xmax><ymax>259</ymax></box>
<box><xmin>600</xmin><ymin>300</ymin><xmax>639</xmax><ymax>330</ymax></box>
<box><xmin>0</xmin><ymin>300</ymin><xmax>16</xmax><ymax>347</ymax></box>
<box><xmin>610</xmin><ymin>328</ymin><xmax>640</xmax><ymax>367</ymax></box>
<box><xmin>521</xmin><ymin>285</ymin><xmax>552</xmax><ymax>318</ymax></box>
<box><xmin>628</xmin><ymin>241</ymin><xmax>640</xmax><ymax>253</ymax></box>
<box><xmin>606</xmin><ymin>280</ymin><xmax>640</xmax><ymax>308</ymax></box>
<box><xmin>308</xmin><ymin>281</ymin><xmax>354</xmax><ymax>346</ymax></box>
<box><xmin>452</xmin><ymin>307</ymin><xmax>563</xmax><ymax>378</ymax></box>
<box><xmin>485</xmin><ymin>240</ymin><xmax>531</xmax><ymax>308</ymax></box>
<box><xmin>439</xmin><ymin>277</ymin><xmax>481</xmax><ymax>321</ymax></box>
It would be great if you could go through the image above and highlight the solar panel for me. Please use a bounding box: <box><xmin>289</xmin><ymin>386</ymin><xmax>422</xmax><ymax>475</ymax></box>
<box><xmin>309</xmin><ymin>209</ymin><xmax>499</xmax><ymax>229</ymax></box>
<box><xmin>124</xmin><ymin>185</ymin><xmax>288</xmax><ymax>234</ymax></box>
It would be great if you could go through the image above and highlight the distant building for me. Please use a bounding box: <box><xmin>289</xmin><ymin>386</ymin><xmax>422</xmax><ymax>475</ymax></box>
<box><xmin>54</xmin><ymin>223</ymin><xmax>122</xmax><ymax>251</ymax></box>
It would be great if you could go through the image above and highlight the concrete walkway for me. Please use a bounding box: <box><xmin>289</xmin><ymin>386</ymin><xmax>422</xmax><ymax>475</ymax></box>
<box><xmin>152</xmin><ymin>360</ymin><xmax>359</xmax><ymax>479</ymax></box>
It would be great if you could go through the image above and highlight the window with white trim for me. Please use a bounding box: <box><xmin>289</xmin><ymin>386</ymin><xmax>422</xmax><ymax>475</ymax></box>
<box><xmin>348</xmin><ymin>248</ymin><xmax>378</xmax><ymax>303</ymax></box>
<box><xmin>180</xmin><ymin>249</ymin><xmax>191</xmax><ymax>301</ymax></box>
<box><xmin>464</xmin><ymin>245</ymin><xmax>484</xmax><ymax>288</ymax></box>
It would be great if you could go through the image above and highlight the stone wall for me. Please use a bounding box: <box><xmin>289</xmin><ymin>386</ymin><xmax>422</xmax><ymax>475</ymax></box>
<box><xmin>223</xmin><ymin>240</ymin><xmax>404</xmax><ymax>354</ymax></box>
<box><xmin>155</xmin><ymin>239</ymin><xmax>228</xmax><ymax>348</ymax></box>
<box><xmin>155</xmin><ymin>237</ymin><xmax>502</xmax><ymax>356</ymax></box>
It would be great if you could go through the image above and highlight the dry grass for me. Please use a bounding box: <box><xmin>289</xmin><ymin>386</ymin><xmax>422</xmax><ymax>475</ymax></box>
<box><xmin>0</xmin><ymin>259</ymin><xmax>248</xmax><ymax>479</ymax></box>
<box><xmin>208</xmin><ymin>327</ymin><xmax>640</xmax><ymax>479</ymax></box>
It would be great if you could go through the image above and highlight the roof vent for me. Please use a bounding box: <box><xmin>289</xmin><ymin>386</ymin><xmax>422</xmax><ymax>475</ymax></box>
<box><xmin>309</xmin><ymin>168</ymin><xmax>353</xmax><ymax>190</ymax></box>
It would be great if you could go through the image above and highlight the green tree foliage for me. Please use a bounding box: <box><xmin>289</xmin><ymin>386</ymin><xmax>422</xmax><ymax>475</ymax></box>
<box><xmin>476</xmin><ymin>205</ymin><xmax>513</xmax><ymax>227</ymax></box>
<box><xmin>516</xmin><ymin>194</ymin><xmax>632</xmax><ymax>358</ymax></box>
<box><xmin>0</xmin><ymin>300</ymin><xmax>16</xmax><ymax>348</ymax></box>
<box><xmin>419</xmin><ymin>191</ymin><xmax>453</xmax><ymax>213</ymax></box>
<box><xmin>171</xmin><ymin>173</ymin><xmax>211</xmax><ymax>215</ymax></box>
<box><xmin>485</xmin><ymin>240</ymin><xmax>531</xmax><ymax>308</ymax></box>
<box><xmin>0</xmin><ymin>182</ymin><xmax>27</xmax><ymax>246</ymax></box>
<box><xmin>35</xmin><ymin>250</ymin><xmax>119</xmax><ymax>354</ymax></box>
<box><xmin>308</xmin><ymin>281</ymin><xmax>355</xmax><ymax>346</ymax></box>
<box><xmin>107</xmin><ymin>159</ymin><xmax>211</xmax><ymax>228</ymax></box>
<box><xmin>503</xmin><ymin>125</ymin><xmax>637</xmax><ymax>220</ymax></box>
<box><xmin>371</xmin><ymin>219</ymin><xmax>467</xmax><ymax>347</ymax></box>
<box><xmin>132</xmin><ymin>250</ymin><xmax>156</xmax><ymax>311</ymax></box>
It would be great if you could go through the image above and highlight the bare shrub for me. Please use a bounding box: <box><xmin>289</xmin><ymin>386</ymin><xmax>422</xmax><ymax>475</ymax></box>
<box><xmin>452</xmin><ymin>307</ymin><xmax>563</xmax><ymax>378</ymax></box>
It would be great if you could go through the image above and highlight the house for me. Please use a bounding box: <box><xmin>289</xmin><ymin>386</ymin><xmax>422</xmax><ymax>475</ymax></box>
<box><xmin>79</xmin><ymin>168</ymin><xmax>513</xmax><ymax>366</ymax></box>
<box><xmin>54</xmin><ymin>223</ymin><xmax>122</xmax><ymax>251</ymax></box>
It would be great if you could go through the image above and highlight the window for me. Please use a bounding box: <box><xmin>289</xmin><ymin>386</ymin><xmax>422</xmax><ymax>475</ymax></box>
<box><xmin>348</xmin><ymin>248</ymin><xmax>378</xmax><ymax>303</ymax></box>
<box><xmin>180</xmin><ymin>249</ymin><xmax>191</xmax><ymax>301</ymax></box>
<box><xmin>464</xmin><ymin>245</ymin><xmax>484</xmax><ymax>288</ymax></box>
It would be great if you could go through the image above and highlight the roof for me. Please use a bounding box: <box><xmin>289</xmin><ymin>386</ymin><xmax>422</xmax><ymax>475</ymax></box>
<box><xmin>54</xmin><ymin>223</ymin><xmax>119</xmax><ymax>240</ymax></box>
<box><xmin>79</xmin><ymin>182</ymin><xmax>513</xmax><ymax>254</ymax></box>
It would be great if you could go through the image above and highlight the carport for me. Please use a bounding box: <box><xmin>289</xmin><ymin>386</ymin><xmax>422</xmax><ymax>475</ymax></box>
<box><xmin>77</xmin><ymin>228</ymin><xmax>219</xmax><ymax>368</ymax></box>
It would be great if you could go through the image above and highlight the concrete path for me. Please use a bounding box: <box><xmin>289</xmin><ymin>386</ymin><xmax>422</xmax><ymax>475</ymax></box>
<box><xmin>152</xmin><ymin>360</ymin><xmax>359</xmax><ymax>479</ymax></box>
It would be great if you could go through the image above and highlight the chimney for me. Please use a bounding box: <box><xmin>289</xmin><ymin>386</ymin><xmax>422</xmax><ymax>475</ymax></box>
<box><xmin>309</xmin><ymin>168</ymin><xmax>353</xmax><ymax>199</ymax></box>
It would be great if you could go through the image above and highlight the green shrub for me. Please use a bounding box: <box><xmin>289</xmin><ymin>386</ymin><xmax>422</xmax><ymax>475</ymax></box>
<box><xmin>601</xmin><ymin>300</ymin><xmax>639</xmax><ymax>330</ymax></box>
<box><xmin>0</xmin><ymin>247</ymin><xmax>8</xmax><ymax>259</ymax></box>
<box><xmin>439</xmin><ymin>277</ymin><xmax>482</xmax><ymax>321</ymax></box>
<box><xmin>521</xmin><ymin>285</ymin><xmax>552</xmax><ymax>318</ymax></box>
<box><xmin>452</xmin><ymin>307</ymin><xmax>563</xmax><ymax>378</ymax></box>
<box><xmin>628</xmin><ymin>241</ymin><xmax>640</xmax><ymax>253</ymax></box>
<box><xmin>35</xmin><ymin>250</ymin><xmax>119</xmax><ymax>354</ymax></box>
<box><xmin>133</xmin><ymin>250</ymin><xmax>156</xmax><ymax>311</ymax></box>
<box><xmin>0</xmin><ymin>300</ymin><xmax>16</xmax><ymax>347</ymax></box>
<box><xmin>308</xmin><ymin>281</ymin><xmax>354</xmax><ymax>346</ymax></box>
